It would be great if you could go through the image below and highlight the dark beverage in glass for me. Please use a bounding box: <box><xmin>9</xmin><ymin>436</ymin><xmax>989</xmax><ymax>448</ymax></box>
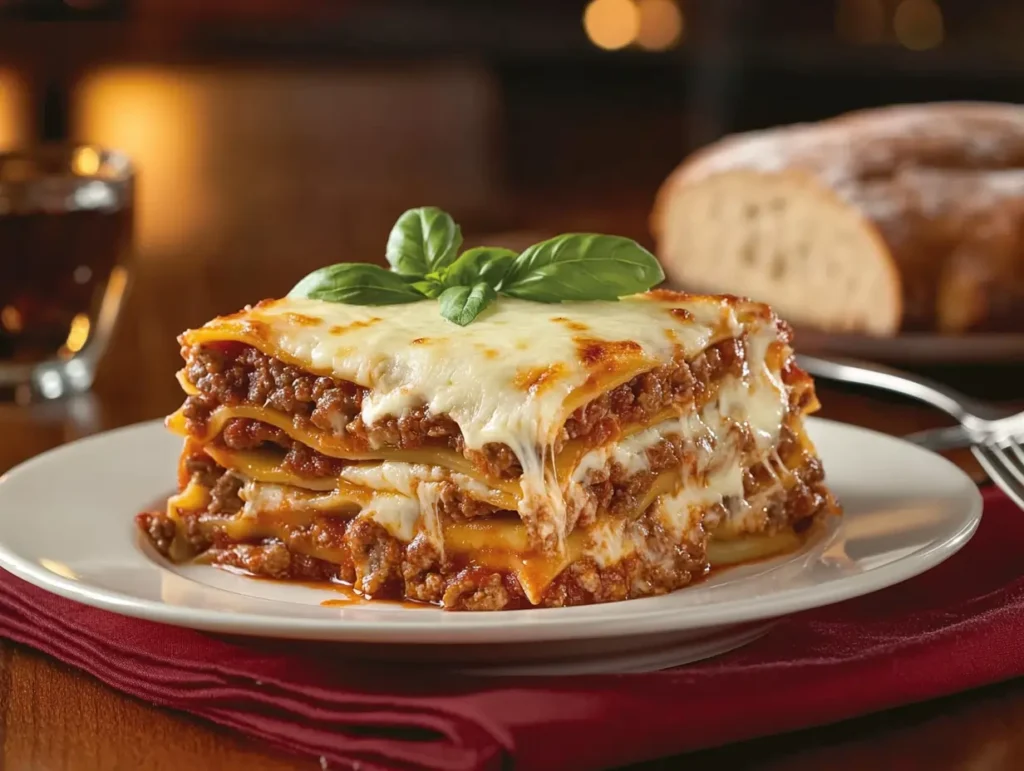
<box><xmin>0</xmin><ymin>146</ymin><xmax>133</xmax><ymax>402</ymax></box>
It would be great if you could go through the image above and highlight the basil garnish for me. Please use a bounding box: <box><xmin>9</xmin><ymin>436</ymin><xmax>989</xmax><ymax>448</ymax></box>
<box><xmin>287</xmin><ymin>263</ymin><xmax>423</xmax><ymax>305</ymax></box>
<box><xmin>385</xmin><ymin>206</ymin><xmax>462</xmax><ymax>277</ymax></box>
<box><xmin>438</xmin><ymin>282</ymin><xmax>497</xmax><ymax>326</ymax></box>
<box><xmin>408</xmin><ymin>277</ymin><xmax>445</xmax><ymax>299</ymax></box>
<box><xmin>290</xmin><ymin>207</ymin><xmax>664</xmax><ymax>325</ymax></box>
<box><xmin>500</xmin><ymin>234</ymin><xmax>664</xmax><ymax>303</ymax></box>
<box><xmin>440</xmin><ymin>246</ymin><xmax>517</xmax><ymax>289</ymax></box>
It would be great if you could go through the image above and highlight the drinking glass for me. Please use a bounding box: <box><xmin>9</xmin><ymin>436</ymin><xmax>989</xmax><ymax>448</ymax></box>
<box><xmin>0</xmin><ymin>145</ymin><xmax>133</xmax><ymax>403</ymax></box>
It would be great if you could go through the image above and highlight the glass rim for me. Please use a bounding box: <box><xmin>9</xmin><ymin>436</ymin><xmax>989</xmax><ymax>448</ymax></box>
<box><xmin>0</xmin><ymin>143</ymin><xmax>134</xmax><ymax>183</ymax></box>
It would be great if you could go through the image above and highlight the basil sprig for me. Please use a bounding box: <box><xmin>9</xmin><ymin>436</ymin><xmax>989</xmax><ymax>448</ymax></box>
<box><xmin>289</xmin><ymin>206</ymin><xmax>665</xmax><ymax>326</ymax></box>
<box><xmin>385</xmin><ymin>206</ymin><xmax>462</xmax><ymax>277</ymax></box>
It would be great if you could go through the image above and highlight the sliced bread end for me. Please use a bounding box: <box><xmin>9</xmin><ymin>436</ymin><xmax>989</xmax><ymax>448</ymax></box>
<box><xmin>653</xmin><ymin>170</ymin><xmax>903</xmax><ymax>337</ymax></box>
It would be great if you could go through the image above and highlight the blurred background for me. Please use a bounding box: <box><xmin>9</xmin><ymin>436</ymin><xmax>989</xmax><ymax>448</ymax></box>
<box><xmin>0</xmin><ymin>0</ymin><xmax>1021</xmax><ymax>420</ymax></box>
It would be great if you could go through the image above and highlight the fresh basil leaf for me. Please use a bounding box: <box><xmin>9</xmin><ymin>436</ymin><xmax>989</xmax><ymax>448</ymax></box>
<box><xmin>500</xmin><ymin>234</ymin><xmax>664</xmax><ymax>303</ymax></box>
<box><xmin>410</xmin><ymin>275</ymin><xmax>445</xmax><ymax>299</ymax></box>
<box><xmin>438</xmin><ymin>282</ymin><xmax>496</xmax><ymax>326</ymax></box>
<box><xmin>440</xmin><ymin>247</ymin><xmax>517</xmax><ymax>289</ymax></box>
<box><xmin>385</xmin><ymin>207</ymin><xmax>463</xmax><ymax>277</ymax></box>
<box><xmin>288</xmin><ymin>263</ymin><xmax>426</xmax><ymax>305</ymax></box>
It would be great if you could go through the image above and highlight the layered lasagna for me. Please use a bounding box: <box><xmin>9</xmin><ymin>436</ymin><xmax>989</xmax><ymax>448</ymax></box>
<box><xmin>138</xmin><ymin>290</ymin><xmax>838</xmax><ymax>610</ymax></box>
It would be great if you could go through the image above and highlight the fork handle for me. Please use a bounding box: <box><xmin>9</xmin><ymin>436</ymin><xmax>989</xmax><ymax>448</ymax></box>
<box><xmin>795</xmin><ymin>354</ymin><xmax>1001</xmax><ymax>428</ymax></box>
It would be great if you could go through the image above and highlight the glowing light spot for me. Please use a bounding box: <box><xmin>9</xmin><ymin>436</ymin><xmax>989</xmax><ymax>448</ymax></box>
<box><xmin>894</xmin><ymin>0</ymin><xmax>944</xmax><ymax>51</ymax></box>
<box><xmin>0</xmin><ymin>69</ymin><xmax>28</xmax><ymax>148</ymax></box>
<box><xmin>1</xmin><ymin>305</ymin><xmax>22</xmax><ymax>333</ymax></box>
<box><xmin>38</xmin><ymin>370</ymin><xmax>64</xmax><ymax>400</ymax></box>
<box><xmin>636</xmin><ymin>0</ymin><xmax>684</xmax><ymax>51</ymax></box>
<box><xmin>64</xmin><ymin>313</ymin><xmax>91</xmax><ymax>353</ymax></box>
<box><xmin>72</xmin><ymin>146</ymin><xmax>101</xmax><ymax>177</ymax></box>
<box><xmin>75</xmin><ymin>68</ymin><xmax>199</xmax><ymax>255</ymax></box>
<box><xmin>584</xmin><ymin>0</ymin><xmax>641</xmax><ymax>51</ymax></box>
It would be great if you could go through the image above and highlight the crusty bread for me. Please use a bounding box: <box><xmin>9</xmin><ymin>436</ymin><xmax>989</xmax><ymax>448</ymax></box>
<box><xmin>652</xmin><ymin>101</ymin><xmax>1024</xmax><ymax>335</ymax></box>
<box><xmin>653</xmin><ymin>168</ymin><xmax>902</xmax><ymax>335</ymax></box>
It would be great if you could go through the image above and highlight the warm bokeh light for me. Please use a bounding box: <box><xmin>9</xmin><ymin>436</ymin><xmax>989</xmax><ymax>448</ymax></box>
<box><xmin>636</xmin><ymin>0</ymin><xmax>684</xmax><ymax>51</ymax></box>
<box><xmin>583</xmin><ymin>0</ymin><xmax>641</xmax><ymax>51</ymax></box>
<box><xmin>74</xmin><ymin>68</ymin><xmax>206</xmax><ymax>256</ymax></box>
<box><xmin>64</xmin><ymin>313</ymin><xmax>92</xmax><ymax>354</ymax></box>
<box><xmin>1</xmin><ymin>305</ymin><xmax>23</xmax><ymax>333</ymax></box>
<box><xmin>0</xmin><ymin>69</ymin><xmax>28</xmax><ymax>150</ymax></box>
<box><xmin>72</xmin><ymin>146</ymin><xmax>102</xmax><ymax>177</ymax></box>
<box><xmin>835</xmin><ymin>0</ymin><xmax>887</xmax><ymax>44</ymax></box>
<box><xmin>894</xmin><ymin>0</ymin><xmax>944</xmax><ymax>50</ymax></box>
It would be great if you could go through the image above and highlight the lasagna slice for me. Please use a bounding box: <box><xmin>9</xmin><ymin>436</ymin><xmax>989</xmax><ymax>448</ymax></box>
<box><xmin>138</xmin><ymin>290</ymin><xmax>839</xmax><ymax>610</ymax></box>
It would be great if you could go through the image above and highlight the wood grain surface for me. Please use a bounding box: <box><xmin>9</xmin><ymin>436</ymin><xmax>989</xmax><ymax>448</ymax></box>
<box><xmin>0</xmin><ymin>232</ymin><xmax>1021</xmax><ymax>771</ymax></box>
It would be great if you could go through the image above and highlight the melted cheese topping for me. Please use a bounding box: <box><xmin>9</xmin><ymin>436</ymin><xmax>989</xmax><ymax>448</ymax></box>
<box><xmin>182</xmin><ymin>293</ymin><xmax>780</xmax><ymax>546</ymax></box>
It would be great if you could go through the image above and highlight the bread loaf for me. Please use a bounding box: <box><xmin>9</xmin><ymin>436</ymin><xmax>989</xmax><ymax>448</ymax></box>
<box><xmin>652</xmin><ymin>102</ymin><xmax>1024</xmax><ymax>335</ymax></box>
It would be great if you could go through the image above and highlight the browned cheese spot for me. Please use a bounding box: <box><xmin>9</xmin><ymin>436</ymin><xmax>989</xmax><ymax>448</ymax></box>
<box><xmin>329</xmin><ymin>317</ymin><xmax>382</xmax><ymax>336</ymax></box>
<box><xmin>285</xmin><ymin>312</ymin><xmax>322</xmax><ymax>327</ymax></box>
<box><xmin>513</xmin><ymin>363</ymin><xmax>568</xmax><ymax>396</ymax></box>
<box><xmin>574</xmin><ymin>337</ymin><xmax>644</xmax><ymax>370</ymax></box>
<box><xmin>550</xmin><ymin>316</ymin><xmax>590</xmax><ymax>332</ymax></box>
<box><xmin>645</xmin><ymin>288</ymin><xmax>693</xmax><ymax>303</ymax></box>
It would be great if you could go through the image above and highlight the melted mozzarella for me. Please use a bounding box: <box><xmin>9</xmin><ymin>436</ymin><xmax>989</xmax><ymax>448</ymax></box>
<box><xmin>585</xmin><ymin>517</ymin><xmax>633</xmax><ymax>568</ymax></box>
<box><xmin>718</xmin><ymin>327</ymin><xmax>786</xmax><ymax>450</ymax></box>
<box><xmin>239</xmin><ymin>481</ymin><xmax>361</xmax><ymax>517</ymax></box>
<box><xmin>338</xmin><ymin>462</ymin><xmax>446</xmax><ymax>495</ymax></box>
<box><xmin>363</xmin><ymin>493</ymin><xmax>423</xmax><ymax>543</ymax></box>
<box><xmin>572</xmin><ymin>410</ymin><xmax>713</xmax><ymax>487</ymax></box>
<box><xmin>415</xmin><ymin>482</ymin><xmax>446</xmax><ymax>557</ymax></box>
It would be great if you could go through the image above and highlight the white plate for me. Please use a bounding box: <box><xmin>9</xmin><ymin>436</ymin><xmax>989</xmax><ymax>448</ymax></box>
<box><xmin>0</xmin><ymin>418</ymin><xmax>982</xmax><ymax>674</ymax></box>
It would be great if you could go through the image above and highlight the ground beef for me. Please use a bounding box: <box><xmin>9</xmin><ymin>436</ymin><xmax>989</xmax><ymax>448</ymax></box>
<box><xmin>180</xmin><ymin>335</ymin><xmax>755</xmax><ymax>480</ymax></box>
<box><xmin>343</xmin><ymin>410</ymin><xmax>462</xmax><ymax>451</ymax></box>
<box><xmin>214</xmin><ymin>542</ymin><xmax>339</xmax><ymax>582</ymax></box>
<box><xmin>183</xmin><ymin>454</ymin><xmax>220</xmax><ymax>489</ymax></box>
<box><xmin>185</xmin><ymin>342</ymin><xmax>363</xmax><ymax>419</ymax></box>
<box><xmin>135</xmin><ymin>512</ymin><xmax>176</xmax><ymax>555</ymax></box>
<box><xmin>218</xmin><ymin>417</ymin><xmax>290</xmax><ymax>449</ymax></box>
<box><xmin>208</xmin><ymin>471</ymin><xmax>244</xmax><ymax>516</ymax></box>
<box><xmin>561</xmin><ymin>337</ymin><xmax>744</xmax><ymax>441</ymax></box>
<box><xmin>434</xmin><ymin>481</ymin><xmax>498</xmax><ymax>520</ymax></box>
<box><xmin>343</xmin><ymin>518</ymin><xmax>404</xmax><ymax>595</ymax></box>
<box><xmin>401</xmin><ymin>534</ymin><xmax>447</xmax><ymax>603</ymax></box>
<box><xmin>281</xmin><ymin>442</ymin><xmax>350</xmax><ymax>478</ymax></box>
<box><xmin>215</xmin><ymin>419</ymin><xmax>350</xmax><ymax>478</ymax></box>
<box><xmin>441</xmin><ymin>567</ymin><xmax>516</xmax><ymax>611</ymax></box>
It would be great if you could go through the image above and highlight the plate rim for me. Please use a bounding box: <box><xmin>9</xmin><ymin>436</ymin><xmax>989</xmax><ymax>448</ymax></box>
<box><xmin>0</xmin><ymin>418</ymin><xmax>984</xmax><ymax>644</ymax></box>
<box><xmin>794</xmin><ymin>328</ymin><xmax>1024</xmax><ymax>364</ymax></box>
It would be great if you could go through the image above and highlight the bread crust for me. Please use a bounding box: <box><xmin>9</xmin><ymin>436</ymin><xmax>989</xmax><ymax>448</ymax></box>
<box><xmin>653</xmin><ymin>101</ymin><xmax>1024</xmax><ymax>334</ymax></box>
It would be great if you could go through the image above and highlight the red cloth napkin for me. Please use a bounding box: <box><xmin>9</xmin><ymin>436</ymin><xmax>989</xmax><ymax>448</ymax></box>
<box><xmin>1</xmin><ymin>486</ymin><xmax>1021</xmax><ymax>771</ymax></box>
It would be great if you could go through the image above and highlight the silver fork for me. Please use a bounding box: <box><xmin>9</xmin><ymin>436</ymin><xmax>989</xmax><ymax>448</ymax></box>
<box><xmin>797</xmin><ymin>354</ymin><xmax>1024</xmax><ymax>509</ymax></box>
<box><xmin>974</xmin><ymin>440</ymin><xmax>1024</xmax><ymax>510</ymax></box>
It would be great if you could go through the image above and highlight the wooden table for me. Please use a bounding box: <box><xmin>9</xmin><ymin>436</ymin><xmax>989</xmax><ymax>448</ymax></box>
<box><xmin>0</xmin><ymin>253</ymin><xmax>1020</xmax><ymax>771</ymax></box>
